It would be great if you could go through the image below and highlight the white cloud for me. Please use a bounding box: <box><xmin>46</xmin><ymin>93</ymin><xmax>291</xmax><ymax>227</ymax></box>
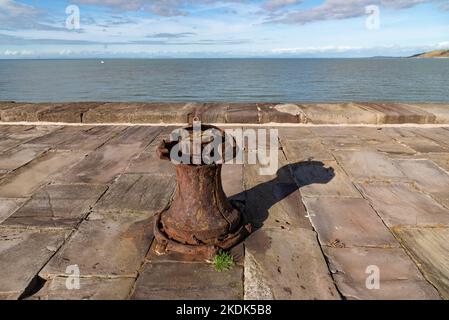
<box><xmin>272</xmin><ymin>45</ymin><xmax>363</xmax><ymax>53</ymax></box>
<box><xmin>73</xmin><ymin>0</ymin><xmax>246</xmax><ymax>16</ymax></box>
<box><xmin>263</xmin><ymin>0</ymin><xmax>303</xmax><ymax>11</ymax></box>
<box><xmin>269</xmin><ymin>0</ymin><xmax>442</xmax><ymax>24</ymax></box>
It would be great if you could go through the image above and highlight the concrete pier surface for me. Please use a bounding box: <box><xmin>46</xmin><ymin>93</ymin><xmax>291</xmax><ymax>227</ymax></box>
<box><xmin>1</xmin><ymin>102</ymin><xmax>449</xmax><ymax>300</ymax></box>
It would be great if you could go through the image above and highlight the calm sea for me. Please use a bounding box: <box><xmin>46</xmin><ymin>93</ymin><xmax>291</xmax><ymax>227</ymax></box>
<box><xmin>0</xmin><ymin>58</ymin><xmax>448</xmax><ymax>103</ymax></box>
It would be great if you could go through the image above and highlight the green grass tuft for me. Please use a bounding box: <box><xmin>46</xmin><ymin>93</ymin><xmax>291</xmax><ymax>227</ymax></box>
<box><xmin>213</xmin><ymin>250</ymin><xmax>235</xmax><ymax>272</ymax></box>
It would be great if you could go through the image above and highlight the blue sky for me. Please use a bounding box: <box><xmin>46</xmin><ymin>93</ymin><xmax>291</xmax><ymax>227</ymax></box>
<box><xmin>0</xmin><ymin>0</ymin><xmax>448</xmax><ymax>58</ymax></box>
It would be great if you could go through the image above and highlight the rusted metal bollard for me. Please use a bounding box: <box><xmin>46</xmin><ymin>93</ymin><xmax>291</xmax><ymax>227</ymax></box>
<box><xmin>154</xmin><ymin>123</ymin><xmax>251</xmax><ymax>260</ymax></box>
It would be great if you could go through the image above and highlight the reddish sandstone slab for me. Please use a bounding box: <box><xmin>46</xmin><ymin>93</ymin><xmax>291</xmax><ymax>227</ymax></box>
<box><xmin>132</xmin><ymin>262</ymin><xmax>243</xmax><ymax>300</ymax></box>
<box><xmin>358</xmin><ymin>182</ymin><xmax>449</xmax><ymax>227</ymax></box>
<box><xmin>0</xmin><ymin>151</ymin><xmax>85</xmax><ymax>198</ymax></box>
<box><xmin>3</xmin><ymin>185</ymin><xmax>107</xmax><ymax>229</ymax></box>
<box><xmin>40</xmin><ymin>212</ymin><xmax>154</xmax><ymax>278</ymax></box>
<box><xmin>0</xmin><ymin>228</ymin><xmax>69</xmax><ymax>297</ymax></box>
<box><xmin>244</xmin><ymin>228</ymin><xmax>339</xmax><ymax>300</ymax></box>
<box><xmin>31</xmin><ymin>277</ymin><xmax>135</xmax><ymax>300</ymax></box>
<box><xmin>324</xmin><ymin>246</ymin><xmax>440</xmax><ymax>300</ymax></box>
<box><xmin>303</xmin><ymin>197</ymin><xmax>398</xmax><ymax>248</ymax></box>
<box><xmin>395</xmin><ymin>227</ymin><xmax>449</xmax><ymax>299</ymax></box>
<box><xmin>333</xmin><ymin>150</ymin><xmax>405</xmax><ymax>182</ymax></box>
<box><xmin>94</xmin><ymin>174</ymin><xmax>176</xmax><ymax>214</ymax></box>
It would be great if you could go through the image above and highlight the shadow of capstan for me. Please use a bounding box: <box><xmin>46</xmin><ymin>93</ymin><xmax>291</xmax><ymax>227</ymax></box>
<box><xmin>230</xmin><ymin>161</ymin><xmax>335</xmax><ymax>230</ymax></box>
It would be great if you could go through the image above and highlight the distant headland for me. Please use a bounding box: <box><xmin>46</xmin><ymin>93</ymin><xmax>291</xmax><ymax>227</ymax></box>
<box><xmin>409</xmin><ymin>49</ymin><xmax>449</xmax><ymax>58</ymax></box>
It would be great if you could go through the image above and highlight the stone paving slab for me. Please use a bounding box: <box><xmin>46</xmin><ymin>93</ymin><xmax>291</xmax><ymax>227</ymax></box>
<box><xmin>0</xmin><ymin>228</ymin><xmax>69</xmax><ymax>298</ymax></box>
<box><xmin>40</xmin><ymin>212</ymin><xmax>154</xmax><ymax>279</ymax></box>
<box><xmin>426</xmin><ymin>153</ymin><xmax>449</xmax><ymax>172</ymax></box>
<box><xmin>1</xmin><ymin>125</ymin><xmax>61</xmax><ymax>141</ymax></box>
<box><xmin>31</xmin><ymin>276</ymin><xmax>135</xmax><ymax>300</ymax></box>
<box><xmin>303</xmin><ymin>197</ymin><xmax>398</xmax><ymax>248</ymax></box>
<box><xmin>289</xmin><ymin>160</ymin><xmax>361</xmax><ymax>198</ymax></box>
<box><xmin>395</xmin><ymin>159</ymin><xmax>449</xmax><ymax>206</ymax></box>
<box><xmin>0</xmin><ymin>151</ymin><xmax>85</xmax><ymax>198</ymax></box>
<box><xmin>333</xmin><ymin>150</ymin><xmax>406</xmax><ymax>182</ymax></box>
<box><xmin>0</xmin><ymin>198</ymin><xmax>25</xmax><ymax>224</ymax></box>
<box><xmin>54</xmin><ymin>128</ymin><xmax>159</xmax><ymax>185</ymax></box>
<box><xmin>358</xmin><ymin>182</ymin><xmax>449</xmax><ymax>227</ymax></box>
<box><xmin>412</xmin><ymin>127</ymin><xmax>449</xmax><ymax>148</ymax></box>
<box><xmin>396</xmin><ymin>136</ymin><xmax>449</xmax><ymax>153</ymax></box>
<box><xmin>395</xmin><ymin>227</ymin><xmax>449</xmax><ymax>299</ymax></box>
<box><xmin>282</xmin><ymin>139</ymin><xmax>334</xmax><ymax>162</ymax></box>
<box><xmin>126</xmin><ymin>150</ymin><xmax>176</xmax><ymax>176</ymax></box>
<box><xmin>324</xmin><ymin>246</ymin><xmax>441</xmax><ymax>300</ymax></box>
<box><xmin>2</xmin><ymin>185</ymin><xmax>107</xmax><ymax>229</ymax></box>
<box><xmin>0</xmin><ymin>145</ymin><xmax>48</xmax><ymax>171</ymax></box>
<box><xmin>94</xmin><ymin>174</ymin><xmax>175</xmax><ymax>215</ymax></box>
<box><xmin>244</xmin><ymin>228</ymin><xmax>339</xmax><ymax>300</ymax></box>
<box><xmin>132</xmin><ymin>262</ymin><xmax>243</xmax><ymax>300</ymax></box>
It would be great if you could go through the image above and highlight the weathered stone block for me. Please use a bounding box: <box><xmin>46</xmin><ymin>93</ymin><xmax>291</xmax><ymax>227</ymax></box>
<box><xmin>244</xmin><ymin>228</ymin><xmax>339</xmax><ymax>300</ymax></box>
<box><xmin>188</xmin><ymin>103</ymin><xmax>227</xmax><ymax>123</ymax></box>
<box><xmin>290</xmin><ymin>160</ymin><xmax>361</xmax><ymax>197</ymax></box>
<box><xmin>94</xmin><ymin>174</ymin><xmax>176</xmax><ymax>214</ymax></box>
<box><xmin>225</xmin><ymin>104</ymin><xmax>259</xmax><ymax>123</ymax></box>
<box><xmin>333</xmin><ymin>150</ymin><xmax>405</xmax><ymax>182</ymax></box>
<box><xmin>0</xmin><ymin>151</ymin><xmax>85</xmax><ymax>198</ymax></box>
<box><xmin>126</xmin><ymin>151</ymin><xmax>175</xmax><ymax>176</ymax></box>
<box><xmin>283</xmin><ymin>139</ymin><xmax>334</xmax><ymax>162</ymax></box>
<box><xmin>83</xmin><ymin>103</ymin><xmax>194</xmax><ymax>124</ymax></box>
<box><xmin>300</xmin><ymin>103</ymin><xmax>379</xmax><ymax>124</ymax></box>
<box><xmin>358</xmin><ymin>182</ymin><xmax>449</xmax><ymax>227</ymax></box>
<box><xmin>303</xmin><ymin>197</ymin><xmax>398</xmax><ymax>248</ymax></box>
<box><xmin>324</xmin><ymin>246</ymin><xmax>440</xmax><ymax>300</ymax></box>
<box><xmin>31</xmin><ymin>277</ymin><xmax>135</xmax><ymax>300</ymax></box>
<box><xmin>397</xmin><ymin>137</ymin><xmax>448</xmax><ymax>153</ymax></box>
<box><xmin>395</xmin><ymin>227</ymin><xmax>449</xmax><ymax>299</ymax></box>
<box><xmin>413</xmin><ymin>104</ymin><xmax>449</xmax><ymax>124</ymax></box>
<box><xmin>40</xmin><ymin>213</ymin><xmax>154</xmax><ymax>278</ymax></box>
<box><xmin>360</xmin><ymin>103</ymin><xmax>436</xmax><ymax>124</ymax></box>
<box><xmin>0</xmin><ymin>198</ymin><xmax>25</xmax><ymax>224</ymax></box>
<box><xmin>55</xmin><ymin>127</ymin><xmax>159</xmax><ymax>184</ymax></box>
<box><xmin>131</xmin><ymin>262</ymin><xmax>243</xmax><ymax>300</ymax></box>
<box><xmin>0</xmin><ymin>103</ymin><xmax>63</xmax><ymax>122</ymax></box>
<box><xmin>259</xmin><ymin>104</ymin><xmax>304</xmax><ymax>124</ymax></box>
<box><xmin>0</xmin><ymin>145</ymin><xmax>48</xmax><ymax>170</ymax></box>
<box><xmin>38</xmin><ymin>103</ymin><xmax>104</xmax><ymax>123</ymax></box>
<box><xmin>0</xmin><ymin>229</ymin><xmax>69</xmax><ymax>296</ymax></box>
<box><xmin>3</xmin><ymin>185</ymin><xmax>107</xmax><ymax>229</ymax></box>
